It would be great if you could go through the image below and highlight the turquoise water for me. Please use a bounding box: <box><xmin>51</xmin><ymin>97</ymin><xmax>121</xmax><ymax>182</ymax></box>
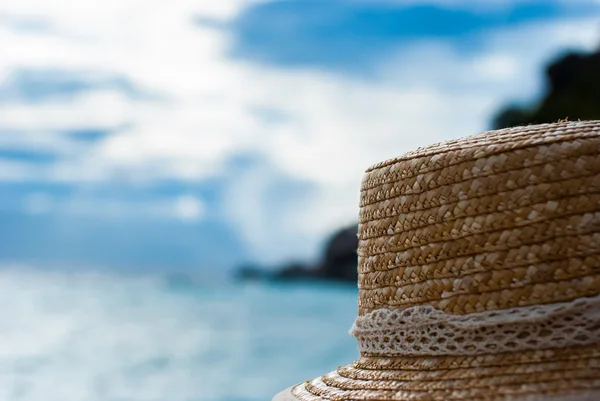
<box><xmin>0</xmin><ymin>270</ymin><xmax>359</xmax><ymax>401</ymax></box>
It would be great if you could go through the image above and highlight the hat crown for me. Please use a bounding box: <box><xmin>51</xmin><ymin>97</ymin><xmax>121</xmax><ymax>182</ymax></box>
<box><xmin>356</xmin><ymin>121</ymin><xmax>600</xmax><ymax>315</ymax></box>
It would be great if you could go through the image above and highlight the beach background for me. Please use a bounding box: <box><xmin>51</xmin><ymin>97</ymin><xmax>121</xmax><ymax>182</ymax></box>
<box><xmin>0</xmin><ymin>0</ymin><xmax>599</xmax><ymax>400</ymax></box>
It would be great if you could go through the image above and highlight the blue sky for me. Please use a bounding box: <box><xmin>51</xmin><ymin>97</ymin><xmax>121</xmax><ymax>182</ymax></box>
<box><xmin>230</xmin><ymin>0</ymin><xmax>598</xmax><ymax>72</ymax></box>
<box><xmin>0</xmin><ymin>0</ymin><xmax>598</xmax><ymax>273</ymax></box>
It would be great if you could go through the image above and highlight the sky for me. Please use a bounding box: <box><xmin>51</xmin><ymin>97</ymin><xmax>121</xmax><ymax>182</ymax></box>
<box><xmin>0</xmin><ymin>0</ymin><xmax>598</xmax><ymax>273</ymax></box>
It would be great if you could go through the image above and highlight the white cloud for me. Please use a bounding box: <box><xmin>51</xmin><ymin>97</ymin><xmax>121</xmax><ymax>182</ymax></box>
<box><xmin>11</xmin><ymin>191</ymin><xmax>207</xmax><ymax>222</ymax></box>
<box><xmin>0</xmin><ymin>160</ymin><xmax>46</xmax><ymax>182</ymax></box>
<box><xmin>0</xmin><ymin>91</ymin><xmax>134</xmax><ymax>131</ymax></box>
<box><xmin>470</xmin><ymin>53</ymin><xmax>519</xmax><ymax>80</ymax></box>
<box><xmin>174</xmin><ymin>195</ymin><xmax>205</xmax><ymax>222</ymax></box>
<box><xmin>0</xmin><ymin>0</ymin><xmax>598</xmax><ymax>262</ymax></box>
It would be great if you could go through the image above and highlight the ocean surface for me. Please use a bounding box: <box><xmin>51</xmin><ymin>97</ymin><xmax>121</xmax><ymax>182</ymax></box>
<box><xmin>0</xmin><ymin>269</ymin><xmax>359</xmax><ymax>401</ymax></box>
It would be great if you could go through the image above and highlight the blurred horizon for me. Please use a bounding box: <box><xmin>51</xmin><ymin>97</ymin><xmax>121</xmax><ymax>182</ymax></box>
<box><xmin>1</xmin><ymin>0</ymin><xmax>599</xmax><ymax>274</ymax></box>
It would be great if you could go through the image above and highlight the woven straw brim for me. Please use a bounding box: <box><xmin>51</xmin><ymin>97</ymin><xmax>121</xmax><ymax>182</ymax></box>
<box><xmin>280</xmin><ymin>344</ymin><xmax>600</xmax><ymax>401</ymax></box>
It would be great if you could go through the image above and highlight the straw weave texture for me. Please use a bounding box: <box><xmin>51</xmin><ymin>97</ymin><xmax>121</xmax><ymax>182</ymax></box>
<box><xmin>357</xmin><ymin>121</ymin><xmax>600</xmax><ymax>315</ymax></box>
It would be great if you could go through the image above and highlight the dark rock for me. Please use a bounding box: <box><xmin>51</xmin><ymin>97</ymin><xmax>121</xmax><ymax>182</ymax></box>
<box><xmin>274</xmin><ymin>262</ymin><xmax>316</xmax><ymax>280</ymax></box>
<box><xmin>316</xmin><ymin>225</ymin><xmax>359</xmax><ymax>282</ymax></box>
<box><xmin>492</xmin><ymin>46</ymin><xmax>600</xmax><ymax>129</ymax></box>
<box><xmin>233</xmin><ymin>224</ymin><xmax>358</xmax><ymax>283</ymax></box>
<box><xmin>234</xmin><ymin>264</ymin><xmax>269</xmax><ymax>281</ymax></box>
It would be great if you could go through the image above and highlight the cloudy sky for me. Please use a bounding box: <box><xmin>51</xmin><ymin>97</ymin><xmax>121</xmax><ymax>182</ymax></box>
<box><xmin>0</xmin><ymin>0</ymin><xmax>598</xmax><ymax>273</ymax></box>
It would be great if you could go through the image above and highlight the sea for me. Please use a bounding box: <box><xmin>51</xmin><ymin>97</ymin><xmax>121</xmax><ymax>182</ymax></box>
<box><xmin>0</xmin><ymin>269</ymin><xmax>359</xmax><ymax>401</ymax></box>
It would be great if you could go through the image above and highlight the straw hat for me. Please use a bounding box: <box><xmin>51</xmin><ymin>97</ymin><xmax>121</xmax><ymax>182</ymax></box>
<box><xmin>273</xmin><ymin>121</ymin><xmax>600</xmax><ymax>401</ymax></box>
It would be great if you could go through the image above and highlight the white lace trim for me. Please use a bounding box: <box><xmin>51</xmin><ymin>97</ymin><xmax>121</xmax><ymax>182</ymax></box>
<box><xmin>350</xmin><ymin>295</ymin><xmax>600</xmax><ymax>356</ymax></box>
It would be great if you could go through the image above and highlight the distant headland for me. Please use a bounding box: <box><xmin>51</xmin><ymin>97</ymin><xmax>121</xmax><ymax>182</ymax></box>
<box><xmin>234</xmin><ymin>225</ymin><xmax>358</xmax><ymax>283</ymax></box>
